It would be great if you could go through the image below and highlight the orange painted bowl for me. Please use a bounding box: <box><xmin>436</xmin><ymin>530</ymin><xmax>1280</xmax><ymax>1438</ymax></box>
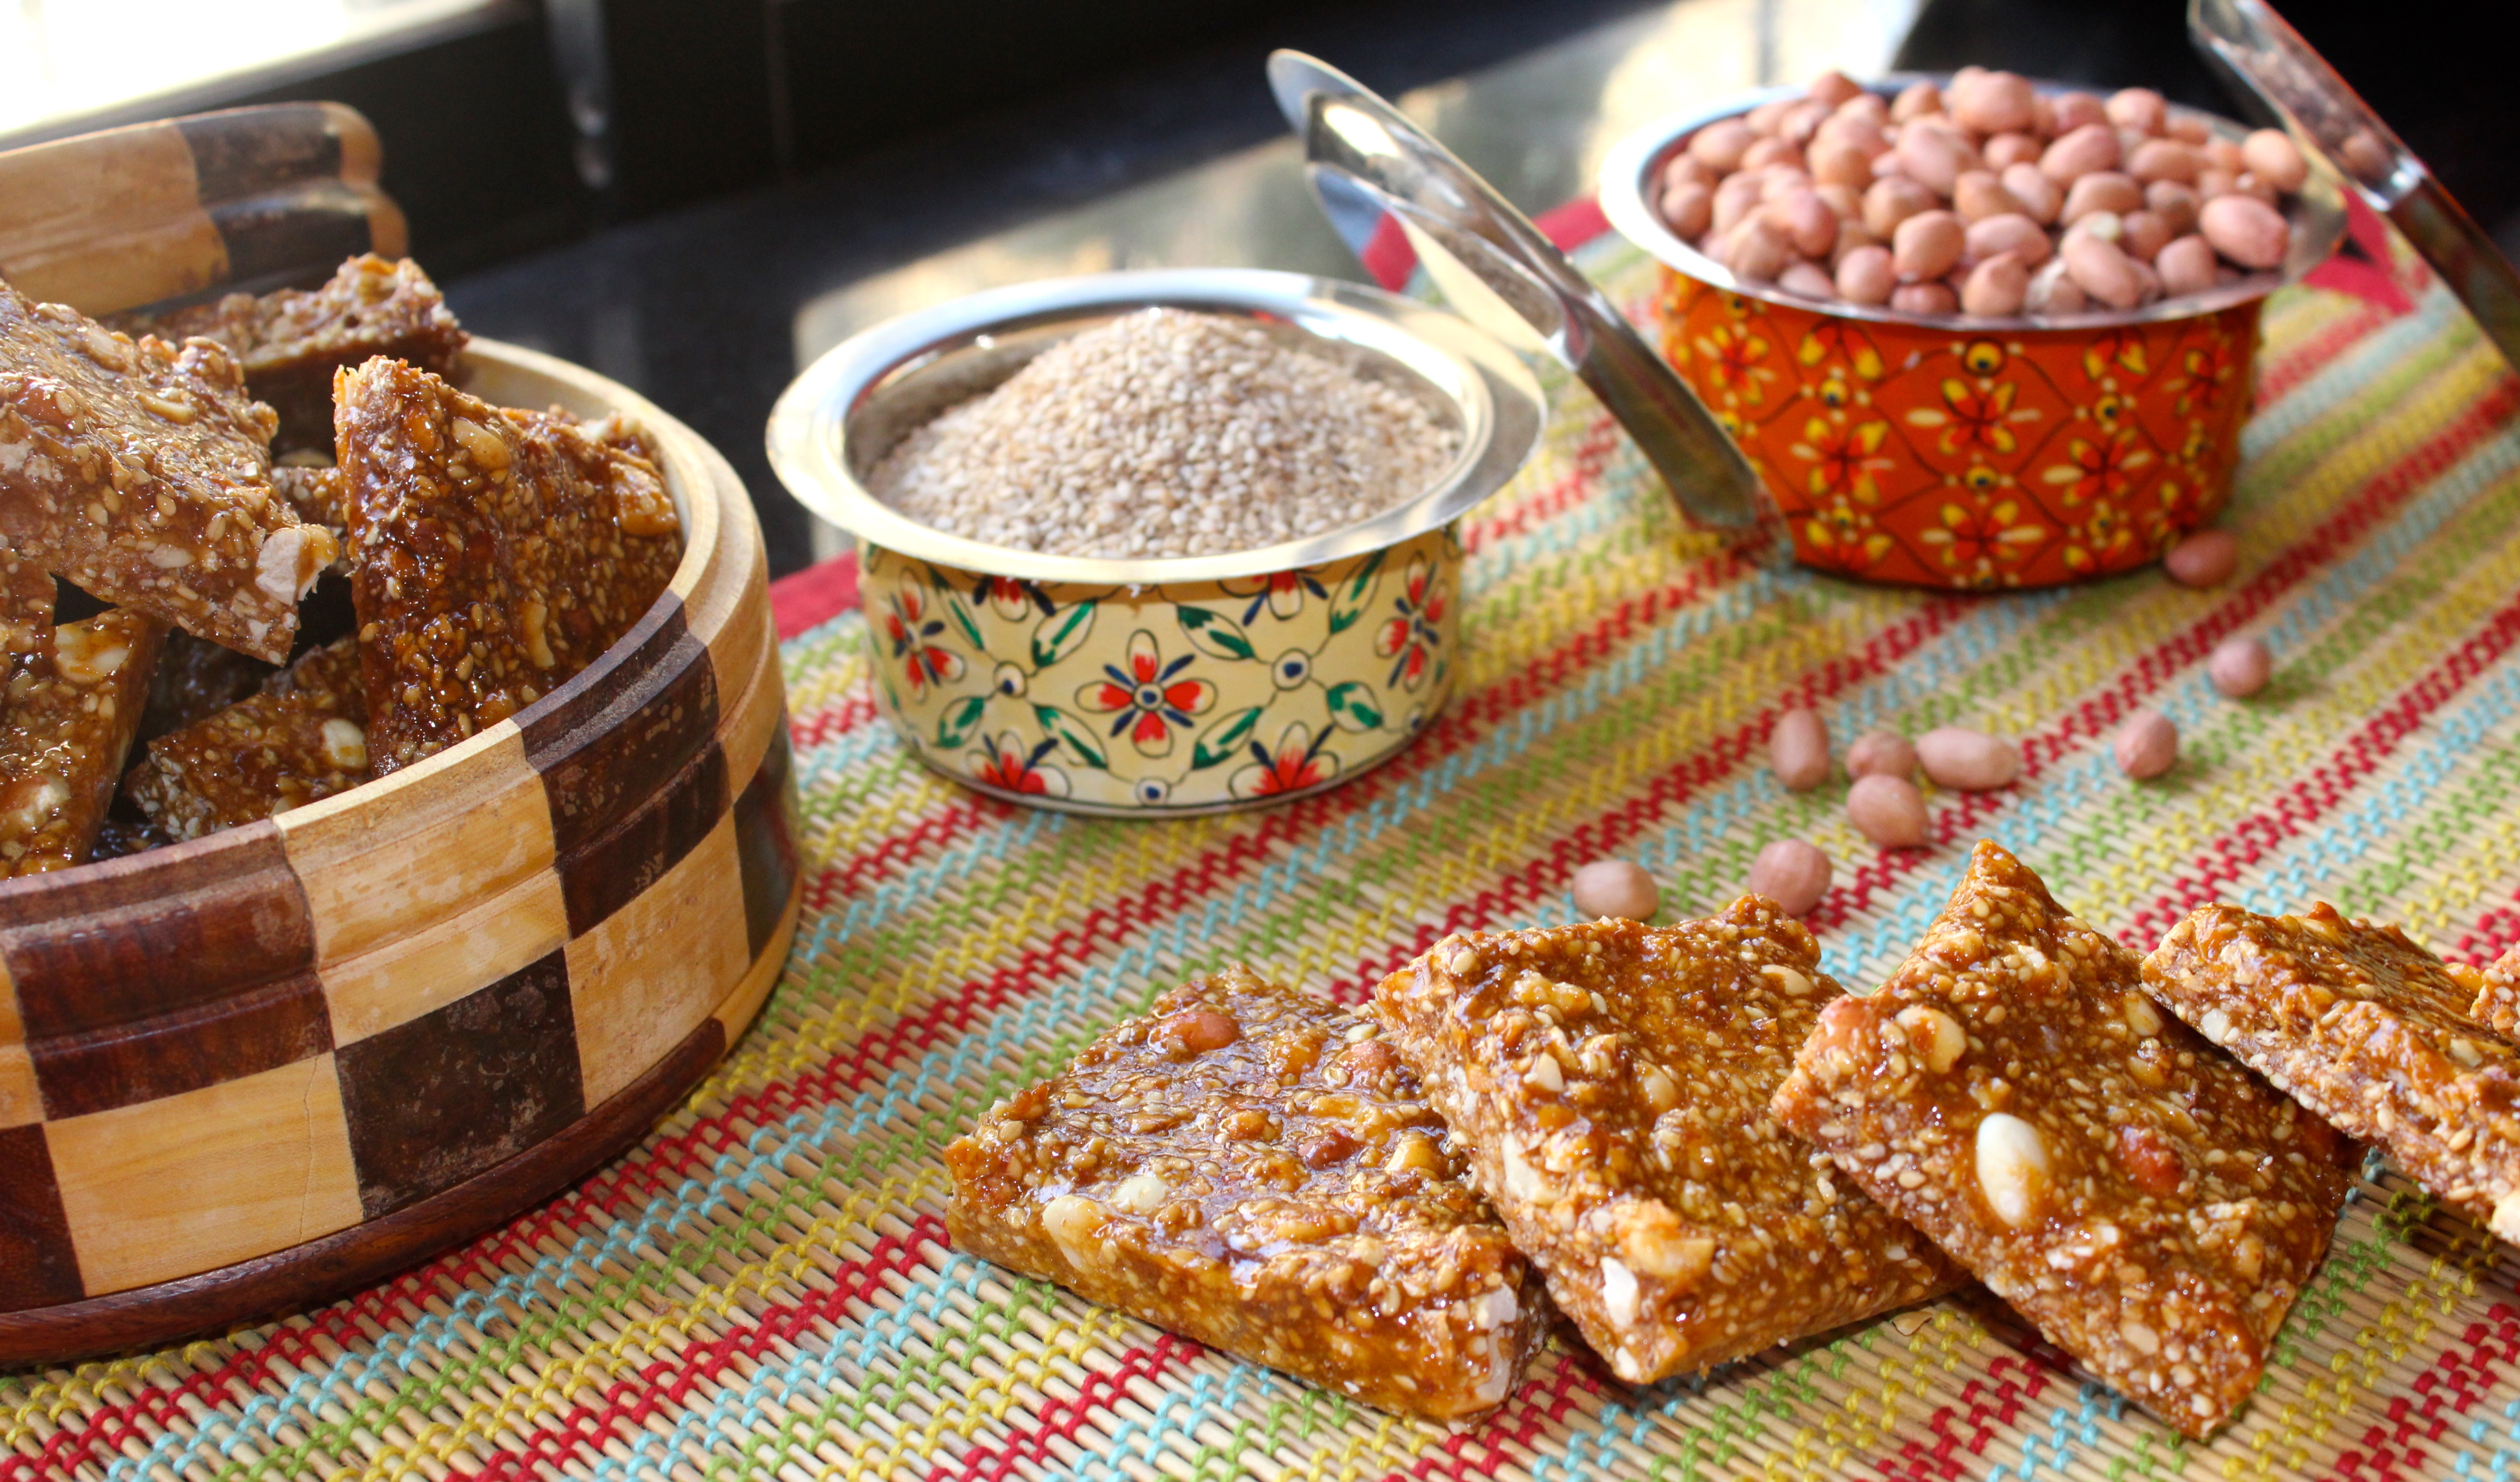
<box><xmin>1597</xmin><ymin>77</ymin><xmax>2349</xmax><ymax>589</ymax></box>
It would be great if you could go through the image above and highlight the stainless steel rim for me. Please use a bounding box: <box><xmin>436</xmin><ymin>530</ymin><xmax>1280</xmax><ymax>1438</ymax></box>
<box><xmin>1596</xmin><ymin>74</ymin><xmax>2352</xmax><ymax>332</ymax></box>
<box><xmin>765</xmin><ymin>267</ymin><xmax>1544</xmax><ymax>585</ymax></box>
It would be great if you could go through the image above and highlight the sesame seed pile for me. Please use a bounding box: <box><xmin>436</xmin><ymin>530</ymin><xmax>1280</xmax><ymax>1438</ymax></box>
<box><xmin>868</xmin><ymin>308</ymin><xmax>1458</xmax><ymax>560</ymax></box>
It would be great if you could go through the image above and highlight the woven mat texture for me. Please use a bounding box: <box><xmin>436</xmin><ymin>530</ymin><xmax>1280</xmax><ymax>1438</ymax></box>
<box><xmin>11</xmin><ymin>224</ymin><xmax>2520</xmax><ymax>1482</ymax></box>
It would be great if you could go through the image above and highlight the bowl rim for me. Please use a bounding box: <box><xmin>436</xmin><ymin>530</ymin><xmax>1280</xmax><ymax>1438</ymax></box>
<box><xmin>1595</xmin><ymin>71</ymin><xmax>2352</xmax><ymax>332</ymax></box>
<box><xmin>764</xmin><ymin>267</ymin><xmax>1545</xmax><ymax>586</ymax></box>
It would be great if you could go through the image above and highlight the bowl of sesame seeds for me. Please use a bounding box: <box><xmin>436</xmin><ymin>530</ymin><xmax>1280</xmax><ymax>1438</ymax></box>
<box><xmin>767</xmin><ymin>267</ymin><xmax>1543</xmax><ymax>816</ymax></box>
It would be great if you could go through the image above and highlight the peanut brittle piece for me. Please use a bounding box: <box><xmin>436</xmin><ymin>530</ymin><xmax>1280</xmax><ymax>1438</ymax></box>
<box><xmin>0</xmin><ymin>545</ymin><xmax>51</xmax><ymax>668</ymax></box>
<box><xmin>121</xmin><ymin>255</ymin><xmax>466</xmax><ymax>452</ymax></box>
<box><xmin>274</xmin><ymin>460</ymin><xmax>348</xmax><ymax>532</ymax></box>
<box><xmin>944</xmin><ymin>965</ymin><xmax>1551</xmax><ymax>1421</ymax></box>
<box><xmin>0</xmin><ymin>280</ymin><xmax>332</xmax><ymax>663</ymax></box>
<box><xmin>2464</xmin><ymin>946</ymin><xmax>2520</xmax><ymax>1043</ymax></box>
<box><xmin>2146</xmin><ymin>902</ymin><xmax>2520</xmax><ymax>1241</ymax></box>
<box><xmin>336</xmin><ymin>359</ymin><xmax>682</xmax><ymax>773</ymax></box>
<box><xmin>0</xmin><ymin>608</ymin><xmax>166</xmax><ymax>873</ymax></box>
<box><xmin>1372</xmin><ymin>904</ymin><xmax>1963</xmax><ymax>1384</ymax></box>
<box><xmin>139</xmin><ymin>628</ymin><xmax>276</xmax><ymax>739</ymax></box>
<box><xmin>124</xmin><ymin>635</ymin><xmax>366</xmax><ymax>840</ymax></box>
<box><xmin>1774</xmin><ymin>843</ymin><xmax>2348</xmax><ymax>1438</ymax></box>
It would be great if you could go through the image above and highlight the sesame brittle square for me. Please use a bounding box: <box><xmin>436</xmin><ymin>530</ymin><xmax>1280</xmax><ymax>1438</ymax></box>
<box><xmin>335</xmin><ymin>359</ymin><xmax>681</xmax><ymax>772</ymax></box>
<box><xmin>944</xmin><ymin>965</ymin><xmax>1551</xmax><ymax>1421</ymax></box>
<box><xmin>124</xmin><ymin>635</ymin><xmax>367</xmax><ymax>840</ymax></box>
<box><xmin>0</xmin><ymin>281</ymin><xmax>333</xmax><ymax>663</ymax></box>
<box><xmin>0</xmin><ymin>607</ymin><xmax>166</xmax><ymax>873</ymax></box>
<box><xmin>1371</xmin><ymin>904</ymin><xmax>1964</xmax><ymax>1385</ymax></box>
<box><xmin>2146</xmin><ymin>902</ymin><xmax>2520</xmax><ymax>1242</ymax></box>
<box><xmin>121</xmin><ymin>255</ymin><xmax>467</xmax><ymax>453</ymax></box>
<box><xmin>1773</xmin><ymin>843</ymin><xmax>2348</xmax><ymax>1437</ymax></box>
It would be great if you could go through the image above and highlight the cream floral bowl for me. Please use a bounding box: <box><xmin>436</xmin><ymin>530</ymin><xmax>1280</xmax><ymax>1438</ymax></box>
<box><xmin>767</xmin><ymin>269</ymin><xmax>1542</xmax><ymax>816</ymax></box>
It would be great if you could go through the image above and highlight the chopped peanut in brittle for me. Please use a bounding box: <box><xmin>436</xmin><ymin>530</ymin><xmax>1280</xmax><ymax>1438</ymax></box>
<box><xmin>125</xmin><ymin>635</ymin><xmax>366</xmax><ymax>840</ymax></box>
<box><xmin>0</xmin><ymin>278</ymin><xmax>332</xmax><ymax>663</ymax></box>
<box><xmin>335</xmin><ymin>358</ymin><xmax>681</xmax><ymax>773</ymax></box>
<box><xmin>0</xmin><ymin>604</ymin><xmax>166</xmax><ymax>873</ymax></box>
<box><xmin>1776</xmin><ymin>843</ymin><xmax>2347</xmax><ymax>1438</ymax></box>
<box><xmin>945</xmin><ymin>965</ymin><xmax>1551</xmax><ymax>1421</ymax></box>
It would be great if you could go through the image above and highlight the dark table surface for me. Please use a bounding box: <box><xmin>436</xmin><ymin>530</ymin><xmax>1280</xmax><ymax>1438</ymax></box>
<box><xmin>441</xmin><ymin>0</ymin><xmax>2519</xmax><ymax>579</ymax></box>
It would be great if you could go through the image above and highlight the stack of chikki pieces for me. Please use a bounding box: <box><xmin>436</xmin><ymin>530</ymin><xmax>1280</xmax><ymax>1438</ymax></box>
<box><xmin>0</xmin><ymin>254</ymin><xmax>681</xmax><ymax>872</ymax></box>
<box><xmin>946</xmin><ymin>839</ymin><xmax>2520</xmax><ymax>1436</ymax></box>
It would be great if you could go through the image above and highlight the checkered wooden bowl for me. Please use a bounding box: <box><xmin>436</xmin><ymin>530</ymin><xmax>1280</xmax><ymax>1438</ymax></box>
<box><xmin>0</xmin><ymin>107</ymin><xmax>798</xmax><ymax>1363</ymax></box>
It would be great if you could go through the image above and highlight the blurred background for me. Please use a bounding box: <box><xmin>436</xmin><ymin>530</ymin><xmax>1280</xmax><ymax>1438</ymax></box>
<box><xmin>4</xmin><ymin>0</ymin><xmax>2514</xmax><ymax>571</ymax></box>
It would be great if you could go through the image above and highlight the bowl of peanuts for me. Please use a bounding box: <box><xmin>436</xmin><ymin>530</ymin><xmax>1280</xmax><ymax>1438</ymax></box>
<box><xmin>1597</xmin><ymin>68</ymin><xmax>2348</xmax><ymax>589</ymax></box>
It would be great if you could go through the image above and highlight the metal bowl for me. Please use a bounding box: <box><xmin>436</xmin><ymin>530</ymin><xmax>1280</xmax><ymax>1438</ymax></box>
<box><xmin>1597</xmin><ymin>78</ymin><xmax>2351</xmax><ymax>589</ymax></box>
<box><xmin>767</xmin><ymin>267</ymin><xmax>1543</xmax><ymax>816</ymax></box>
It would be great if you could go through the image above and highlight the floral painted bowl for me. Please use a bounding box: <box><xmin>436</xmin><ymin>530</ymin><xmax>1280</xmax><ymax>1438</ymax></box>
<box><xmin>767</xmin><ymin>269</ymin><xmax>1541</xmax><ymax>816</ymax></box>
<box><xmin>1597</xmin><ymin>78</ymin><xmax>2349</xmax><ymax>590</ymax></box>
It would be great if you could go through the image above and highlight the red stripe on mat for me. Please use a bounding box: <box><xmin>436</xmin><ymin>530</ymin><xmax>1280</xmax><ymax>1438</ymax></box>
<box><xmin>2324</xmin><ymin>1301</ymin><xmax>2520</xmax><ymax>1482</ymax></box>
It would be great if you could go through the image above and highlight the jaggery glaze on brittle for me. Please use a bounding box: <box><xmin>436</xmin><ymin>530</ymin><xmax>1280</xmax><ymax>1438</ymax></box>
<box><xmin>0</xmin><ymin>280</ymin><xmax>333</xmax><ymax>664</ymax></box>
<box><xmin>1773</xmin><ymin>843</ymin><xmax>2348</xmax><ymax>1438</ymax></box>
<box><xmin>944</xmin><ymin>966</ymin><xmax>1552</xmax><ymax>1421</ymax></box>
<box><xmin>2146</xmin><ymin>903</ymin><xmax>2520</xmax><ymax>1241</ymax></box>
<box><xmin>335</xmin><ymin>358</ymin><xmax>682</xmax><ymax>773</ymax></box>
<box><xmin>2462</xmin><ymin>945</ymin><xmax>2520</xmax><ymax>1045</ymax></box>
<box><xmin>1371</xmin><ymin>905</ymin><xmax>1963</xmax><ymax>1385</ymax></box>
<box><xmin>0</xmin><ymin>602</ymin><xmax>167</xmax><ymax>874</ymax></box>
<box><xmin>124</xmin><ymin>635</ymin><xmax>366</xmax><ymax>841</ymax></box>
<box><xmin>119</xmin><ymin>255</ymin><xmax>467</xmax><ymax>454</ymax></box>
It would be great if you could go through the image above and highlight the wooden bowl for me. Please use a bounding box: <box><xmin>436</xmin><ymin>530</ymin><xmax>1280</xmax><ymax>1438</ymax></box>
<box><xmin>0</xmin><ymin>338</ymin><xmax>799</xmax><ymax>1365</ymax></box>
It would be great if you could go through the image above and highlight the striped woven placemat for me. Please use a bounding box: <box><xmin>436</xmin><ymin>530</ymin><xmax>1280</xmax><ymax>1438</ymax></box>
<box><xmin>10</xmin><ymin>215</ymin><xmax>2520</xmax><ymax>1482</ymax></box>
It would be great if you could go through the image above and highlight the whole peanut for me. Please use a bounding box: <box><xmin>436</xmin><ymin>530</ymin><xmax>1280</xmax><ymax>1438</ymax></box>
<box><xmin>1811</xmin><ymin>138</ymin><xmax>1875</xmax><ymax>189</ymax></box>
<box><xmin>1748</xmin><ymin>839</ymin><xmax>1833</xmax><ymax>916</ymax></box>
<box><xmin>2201</xmin><ymin>193</ymin><xmax>2289</xmax><ymax>269</ymax></box>
<box><xmin>1571</xmin><ymin>860</ymin><xmax>1659</xmax><ymax>921</ymax></box>
<box><xmin>1692</xmin><ymin>118</ymin><xmax>1755</xmax><ymax>171</ymax></box>
<box><xmin>2063</xmin><ymin>170</ymin><xmax>2144</xmax><ymax>222</ymax></box>
<box><xmin>2063</xmin><ymin>232</ymin><xmax>2144</xmax><ymax>309</ymax></box>
<box><xmin>2041</xmin><ymin>122</ymin><xmax>2121</xmax><ymax>183</ymax></box>
<box><xmin>2106</xmin><ymin>87</ymin><xmax>2168</xmax><ymax>135</ymax></box>
<box><xmin>2197</xmin><ymin>167</ymin><xmax>2238</xmax><ymax>200</ymax></box>
<box><xmin>1779</xmin><ymin>99</ymin><xmax>1830</xmax><ymax>145</ymax></box>
<box><xmin>1749</xmin><ymin>97</ymin><xmax>1794</xmax><ymax>135</ymax></box>
<box><xmin>1663</xmin><ymin>151</ymin><xmax>1717</xmax><ymax>191</ymax></box>
<box><xmin>2113</xmin><ymin>711</ymin><xmax>2179</xmax><ymax>779</ymax></box>
<box><xmin>1770</xmin><ymin>707</ymin><xmax>1831</xmax><ymax>790</ymax></box>
<box><xmin>2128</xmin><ymin>138</ymin><xmax>2202</xmax><ymax>185</ymax></box>
<box><xmin>1835</xmin><ymin>243</ymin><xmax>1896</xmax><ymax>303</ymax></box>
<box><xmin>2000</xmin><ymin>162</ymin><xmax>2063</xmax><ymax>223</ymax></box>
<box><xmin>1759</xmin><ymin>165</ymin><xmax>1814</xmax><ymax>200</ymax></box>
<box><xmin>2232</xmin><ymin>173</ymin><xmax>2281</xmax><ymax>205</ymax></box>
<box><xmin>1816</xmin><ymin>183</ymin><xmax>1865</xmax><ymax>220</ymax></box>
<box><xmin>2155</xmin><ymin>234</ymin><xmax>2218</xmax><ymax>295</ymax></box>
<box><xmin>1890</xmin><ymin>80</ymin><xmax>1941</xmax><ymax>122</ymax></box>
<box><xmin>1846</xmin><ymin>774</ymin><xmax>1930</xmax><ymax>847</ymax></box>
<box><xmin>1727</xmin><ymin>219</ymin><xmax>1791</xmax><ymax>281</ymax></box>
<box><xmin>1983</xmin><ymin>132</ymin><xmax>2043</xmax><ymax>170</ymax></box>
<box><xmin>1663</xmin><ymin>182</ymin><xmax>1714</xmax><ymax>238</ymax></box>
<box><xmin>1835</xmin><ymin>92</ymin><xmax>1889</xmax><ymax>127</ymax></box>
<box><xmin>2120</xmin><ymin>209</ymin><xmax>2172</xmax><ymax>262</ymax></box>
<box><xmin>1780</xmin><ymin>260</ymin><xmax>1837</xmax><ymax>298</ymax></box>
<box><xmin>2340</xmin><ymin>129</ymin><xmax>2392</xmax><ymax>183</ymax></box>
<box><xmin>2167</xmin><ymin>114</ymin><xmax>2212</xmax><ymax>145</ymax></box>
<box><xmin>1713</xmin><ymin>172</ymin><xmax>1764</xmax><ymax>233</ymax></box>
<box><xmin>1846</xmin><ymin>730</ymin><xmax>1917</xmax><ymax>779</ymax></box>
<box><xmin>2209</xmin><ymin>636</ymin><xmax>2273</xmax><ymax>696</ymax></box>
<box><xmin>1898</xmin><ymin>124</ymin><xmax>1976</xmax><ymax>195</ymax></box>
<box><xmin>1782</xmin><ymin>190</ymin><xmax>1839</xmax><ymax>257</ymax></box>
<box><xmin>1808</xmin><ymin>69</ymin><xmax>1863</xmax><ymax>106</ymax></box>
<box><xmin>1917</xmin><ymin>727</ymin><xmax>2020</xmax><ymax>790</ymax></box>
<box><xmin>1830</xmin><ymin>217</ymin><xmax>1882</xmax><ymax>262</ymax></box>
<box><xmin>2145</xmin><ymin>179</ymin><xmax>2200</xmax><ymax>234</ymax></box>
<box><xmin>1893</xmin><ymin>209</ymin><xmax>1965</xmax><ymax>281</ymax></box>
<box><xmin>2025</xmin><ymin>256</ymin><xmax>2087</xmax><ymax>313</ymax></box>
<box><xmin>1962</xmin><ymin>252</ymin><xmax>2031</xmax><ymax>316</ymax></box>
<box><xmin>1863</xmin><ymin>175</ymin><xmax>1937</xmax><ymax>238</ymax></box>
<box><xmin>2165</xmin><ymin>529</ymin><xmax>2239</xmax><ymax>586</ymax></box>
<box><xmin>1951</xmin><ymin>69</ymin><xmax>2037</xmax><ymax>133</ymax></box>
<box><xmin>2051</xmin><ymin>91</ymin><xmax>2108</xmax><ymax>132</ymax></box>
<box><xmin>2204</xmin><ymin>137</ymin><xmax>2247</xmax><ymax>175</ymax></box>
<box><xmin>1953</xmin><ymin>170</ymin><xmax>2027</xmax><ymax>223</ymax></box>
<box><xmin>1891</xmin><ymin>281</ymin><xmax>1958</xmax><ymax>315</ymax></box>
<box><xmin>1965</xmin><ymin>212</ymin><xmax>2052</xmax><ymax>266</ymax></box>
<box><xmin>1743</xmin><ymin>136</ymin><xmax>1804</xmax><ymax>172</ymax></box>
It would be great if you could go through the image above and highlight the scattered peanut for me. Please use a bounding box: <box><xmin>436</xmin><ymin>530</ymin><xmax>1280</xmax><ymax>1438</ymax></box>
<box><xmin>2209</xmin><ymin>636</ymin><xmax>2273</xmax><ymax>696</ymax></box>
<box><xmin>1747</xmin><ymin>838</ymin><xmax>1832</xmax><ymax>915</ymax></box>
<box><xmin>2113</xmin><ymin>710</ymin><xmax>2179</xmax><ymax>779</ymax></box>
<box><xmin>1847</xmin><ymin>773</ymin><xmax>1930</xmax><ymax>847</ymax></box>
<box><xmin>1769</xmin><ymin>706</ymin><xmax>1831</xmax><ymax>789</ymax></box>
<box><xmin>1845</xmin><ymin>729</ymin><xmax>1917</xmax><ymax>779</ymax></box>
<box><xmin>1916</xmin><ymin>726</ymin><xmax>2020</xmax><ymax>791</ymax></box>
<box><xmin>1571</xmin><ymin>859</ymin><xmax>1659</xmax><ymax>921</ymax></box>
<box><xmin>2164</xmin><ymin>528</ymin><xmax>2239</xmax><ymax>587</ymax></box>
